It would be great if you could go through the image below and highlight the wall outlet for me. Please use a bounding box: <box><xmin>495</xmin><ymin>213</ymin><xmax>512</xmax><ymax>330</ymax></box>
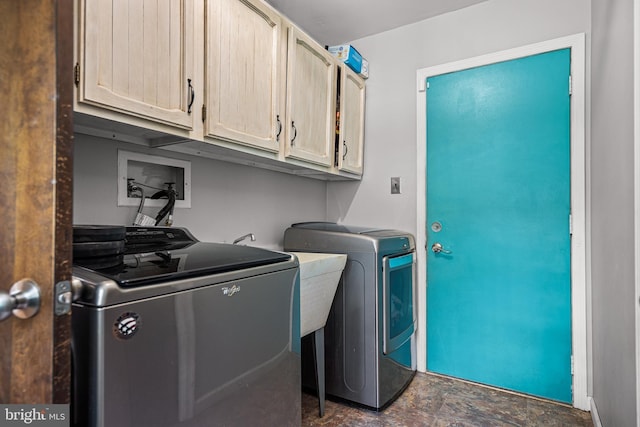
<box><xmin>391</xmin><ymin>177</ymin><xmax>401</xmax><ymax>194</ymax></box>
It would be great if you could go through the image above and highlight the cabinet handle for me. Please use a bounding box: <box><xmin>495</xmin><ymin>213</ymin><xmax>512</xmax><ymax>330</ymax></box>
<box><xmin>291</xmin><ymin>121</ymin><xmax>297</xmax><ymax>146</ymax></box>
<box><xmin>276</xmin><ymin>115</ymin><xmax>282</xmax><ymax>142</ymax></box>
<box><xmin>343</xmin><ymin>141</ymin><xmax>348</xmax><ymax>160</ymax></box>
<box><xmin>187</xmin><ymin>79</ymin><xmax>195</xmax><ymax>114</ymax></box>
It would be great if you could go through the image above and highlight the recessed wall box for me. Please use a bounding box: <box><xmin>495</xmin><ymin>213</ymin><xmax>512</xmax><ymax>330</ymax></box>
<box><xmin>118</xmin><ymin>150</ymin><xmax>191</xmax><ymax>208</ymax></box>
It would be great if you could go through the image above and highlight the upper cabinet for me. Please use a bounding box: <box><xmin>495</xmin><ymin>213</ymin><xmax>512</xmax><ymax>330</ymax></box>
<box><xmin>76</xmin><ymin>0</ymin><xmax>195</xmax><ymax>130</ymax></box>
<box><xmin>284</xmin><ymin>26</ymin><xmax>337</xmax><ymax>168</ymax></box>
<box><xmin>337</xmin><ymin>64</ymin><xmax>366</xmax><ymax>175</ymax></box>
<box><xmin>74</xmin><ymin>0</ymin><xmax>365</xmax><ymax>179</ymax></box>
<box><xmin>205</xmin><ymin>0</ymin><xmax>284</xmax><ymax>152</ymax></box>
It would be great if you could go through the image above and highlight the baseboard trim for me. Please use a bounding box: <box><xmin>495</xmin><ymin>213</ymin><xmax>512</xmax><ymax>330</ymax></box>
<box><xmin>590</xmin><ymin>397</ymin><xmax>603</xmax><ymax>427</ymax></box>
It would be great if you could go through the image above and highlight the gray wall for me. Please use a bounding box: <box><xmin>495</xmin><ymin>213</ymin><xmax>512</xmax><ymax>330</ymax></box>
<box><xmin>591</xmin><ymin>0</ymin><xmax>637</xmax><ymax>425</ymax></box>
<box><xmin>327</xmin><ymin>0</ymin><xmax>590</xmax><ymax>233</ymax></box>
<box><xmin>73</xmin><ymin>134</ymin><xmax>328</xmax><ymax>249</ymax></box>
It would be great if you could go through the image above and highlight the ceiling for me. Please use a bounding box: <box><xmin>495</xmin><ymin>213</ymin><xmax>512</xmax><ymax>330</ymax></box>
<box><xmin>264</xmin><ymin>0</ymin><xmax>489</xmax><ymax>46</ymax></box>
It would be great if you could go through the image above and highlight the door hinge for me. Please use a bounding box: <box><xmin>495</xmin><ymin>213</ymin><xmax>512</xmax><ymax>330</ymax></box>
<box><xmin>570</xmin><ymin>355</ymin><xmax>574</xmax><ymax>375</ymax></box>
<box><xmin>54</xmin><ymin>280</ymin><xmax>72</xmax><ymax>316</ymax></box>
<box><xmin>419</xmin><ymin>79</ymin><xmax>428</xmax><ymax>92</ymax></box>
<box><xmin>569</xmin><ymin>214</ymin><xmax>573</xmax><ymax>235</ymax></box>
<box><xmin>201</xmin><ymin>104</ymin><xmax>206</xmax><ymax>122</ymax></box>
<box><xmin>74</xmin><ymin>62</ymin><xmax>80</xmax><ymax>87</ymax></box>
<box><xmin>568</xmin><ymin>75</ymin><xmax>572</xmax><ymax>96</ymax></box>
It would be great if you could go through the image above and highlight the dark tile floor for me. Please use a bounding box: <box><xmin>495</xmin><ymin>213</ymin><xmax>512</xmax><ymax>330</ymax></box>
<box><xmin>301</xmin><ymin>372</ymin><xmax>593</xmax><ymax>426</ymax></box>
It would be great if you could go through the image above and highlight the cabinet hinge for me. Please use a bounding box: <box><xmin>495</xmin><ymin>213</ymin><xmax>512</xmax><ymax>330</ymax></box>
<box><xmin>74</xmin><ymin>62</ymin><xmax>80</xmax><ymax>86</ymax></box>
<box><xmin>201</xmin><ymin>104</ymin><xmax>206</xmax><ymax>122</ymax></box>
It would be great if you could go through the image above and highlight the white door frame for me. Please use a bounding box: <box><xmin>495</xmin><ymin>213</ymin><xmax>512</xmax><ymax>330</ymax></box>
<box><xmin>415</xmin><ymin>33</ymin><xmax>588</xmax><ymax>410</ymax></box>
<box><xmin>634</xmin><ymin>0</ymin><xmax>640</xmax><ymax>424</ymax></box>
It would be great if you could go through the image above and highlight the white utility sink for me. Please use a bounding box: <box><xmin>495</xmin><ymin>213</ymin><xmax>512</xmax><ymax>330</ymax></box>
<box><xmin>292</xmin><ymin>252</ymin><xmax>347</xmax><ymax>337</ymax></box>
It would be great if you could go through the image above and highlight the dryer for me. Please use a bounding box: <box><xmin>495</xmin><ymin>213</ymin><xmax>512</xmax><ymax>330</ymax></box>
<box><xmin>284</xmin><ymin>222</ymin><xmax>416</xmax><ymax>410</ymax></box>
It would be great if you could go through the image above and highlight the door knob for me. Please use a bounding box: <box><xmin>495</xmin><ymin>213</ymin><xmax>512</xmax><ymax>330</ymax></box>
<box><xmin>431</xmin><ymin>242</ymin><xmax>452</xmax><ymax>254</ymax></box>
<box><xmin>0</xmin><ymin>279</ymin><xmax>41</xmax><ymax>322</ymax></box>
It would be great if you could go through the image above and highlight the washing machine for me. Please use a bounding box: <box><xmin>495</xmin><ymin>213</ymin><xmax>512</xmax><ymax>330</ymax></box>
<box><xmin>284</xmin><ymin>222</ymin><xmax>416</xmax><ymax>410</ymax></box>
<box><xmin>72</xmin><ymin>226</ymin><xmax>301</xmax><ymax>427</ymax></box>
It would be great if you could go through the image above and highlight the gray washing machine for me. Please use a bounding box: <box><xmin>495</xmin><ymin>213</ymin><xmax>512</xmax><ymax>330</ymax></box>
<box><xmin>72</xmin><ymin>226</ymin><xmax>300</xmax><ymax>427</ymax></box>
<box><xmin>284</xmin><ymin>222</ymin><xmax>416</xmax><ymax>410</ymax></box>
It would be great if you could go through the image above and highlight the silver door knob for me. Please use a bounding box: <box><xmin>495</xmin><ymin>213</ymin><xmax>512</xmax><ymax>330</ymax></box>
<box><xmin>0</xmin><ymin>279</ymin><xmax>41</xmax><ymax>322</ymax></box>
<box><xmin>431</xmin><ymin>242</ymin><xmax>452</xmax><ymax>254</ymax></box>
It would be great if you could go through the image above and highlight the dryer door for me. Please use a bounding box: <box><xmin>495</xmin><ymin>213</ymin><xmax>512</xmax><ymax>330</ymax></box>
<box><xmin>382</xmin><ymin>252</ymin><xmax>416</xmax><ymax>355</ymax></box>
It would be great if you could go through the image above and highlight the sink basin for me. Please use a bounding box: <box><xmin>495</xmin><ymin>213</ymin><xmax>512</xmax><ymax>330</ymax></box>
<box><xmin>292</xmin><ymin>252</ymin><xmax>347</xmax><ymax>337</ymax></box>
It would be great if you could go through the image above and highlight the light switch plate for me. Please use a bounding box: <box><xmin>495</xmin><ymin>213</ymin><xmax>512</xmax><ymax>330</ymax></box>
<box><xmin>391</xmin><ymin>177</ymin><xmax>401</xmax><ymax>194</ymax></box>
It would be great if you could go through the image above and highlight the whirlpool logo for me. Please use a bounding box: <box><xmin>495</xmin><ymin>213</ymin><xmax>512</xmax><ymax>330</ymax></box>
<box><xmin>221</xmin><ymin>284</ymin><xmax>241</xmax><ymax>297</ymax></box>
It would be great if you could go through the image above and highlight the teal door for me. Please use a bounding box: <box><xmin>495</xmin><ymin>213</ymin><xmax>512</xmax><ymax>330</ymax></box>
<box><xmin>426</xmin><ymin>49</ymin><xmax>572</xmax><ymax>403</ymax></box>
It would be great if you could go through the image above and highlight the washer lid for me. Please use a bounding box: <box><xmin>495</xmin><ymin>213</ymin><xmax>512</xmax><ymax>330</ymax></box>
<box><xmin>74</xmin><ymin>242</ymin><xmax>291</xmax><ymax>287</ymax></box>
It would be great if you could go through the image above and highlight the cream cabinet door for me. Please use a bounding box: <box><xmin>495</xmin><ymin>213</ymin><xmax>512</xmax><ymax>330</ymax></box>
<box><xmin>78</xmin><ymin>0</ymin><xmax>195</xmax><ymax>129</ymax></box>
<box><xmin>206</xmin><ymin>0</ymin><xmax>283</xmax><ymax>152</ymax></box>
<box><xmin>285</xmin><ymin>26</ymin><xmax>337</xmax><ymax>167</ymax></box>
<box><xmin>338</xmin><ymin>64</ymin><xmax>365</xmax><ymax>175</ymax></box>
